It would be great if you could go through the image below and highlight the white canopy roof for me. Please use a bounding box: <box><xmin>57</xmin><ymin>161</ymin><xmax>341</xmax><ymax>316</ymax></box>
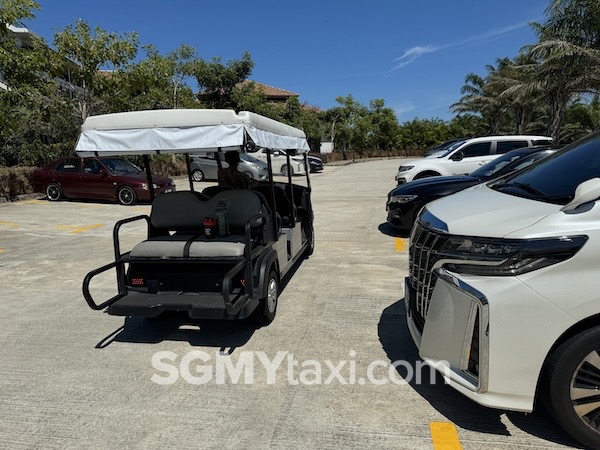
<box><xmin>75</xmin><ymin>109</ymin><xmax>310</xmax><ymax>157</ymax></box>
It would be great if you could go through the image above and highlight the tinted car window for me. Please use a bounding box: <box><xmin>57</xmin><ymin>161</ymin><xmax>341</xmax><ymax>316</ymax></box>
<box><xmin>470</xmin><ymin>151</ymin><xmax>524</xmax><ymax>178</ymax></box>
<box><xmin>461</xmin><ymin>142</ymin><xmax>491</xmax><ymax>157</ymax></box>
<box><xmin>439</xmin><ymin>140</ymin><xmax>467</xmax><ymax>157</ymax></box>
<box><xmin>101</xmin><ymin>158</ymin><xmax>141</xmax><ymax>175</ymax></box>
<box><xmin>83</xmin><ymin>159</ymin><xmax>101</xmax><ymax>174</ymax></box>
<box><xmin>492</xmin><ymin>133</ymin><xmax>600</xmax><ymax>204</ymax></box>
<box><xmin>56</xmin><ymin>158</ymin><xmax>80</xmax><ymax>173</ymax></box>
<box><xmin>496</xmin><ymin>140</ymin><xmax>528</xmax><ymax>154</ymax></box>
<box><xmin>533</xmin><ymin>139</ymin><xmax>553</xmax><ymax>146</ymax></box>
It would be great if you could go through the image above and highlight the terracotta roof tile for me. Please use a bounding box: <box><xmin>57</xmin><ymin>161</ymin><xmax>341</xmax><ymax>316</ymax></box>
<box><xmin>239</xmin><ymin>80</ymin><xmax>298</xmax><ymax>97</ymax></box>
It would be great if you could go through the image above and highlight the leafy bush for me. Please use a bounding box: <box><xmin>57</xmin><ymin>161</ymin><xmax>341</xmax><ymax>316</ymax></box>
<box><xmin>0</xmin><ymin>166</ymin><xmax>36</xmax><ymax>199</ymax></box>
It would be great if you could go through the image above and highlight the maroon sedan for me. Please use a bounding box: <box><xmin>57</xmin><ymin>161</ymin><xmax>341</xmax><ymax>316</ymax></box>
<box><xmin>32</xmin><ymin>156</ymin><xmax>175</xmax><ymax>205</ymax></box>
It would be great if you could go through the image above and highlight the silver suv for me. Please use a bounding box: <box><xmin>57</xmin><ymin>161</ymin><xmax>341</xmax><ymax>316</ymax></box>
<box><xmin>190</xmin><ymin>152</ymin><xmax>268</xmax><ymax>182</ymax></box>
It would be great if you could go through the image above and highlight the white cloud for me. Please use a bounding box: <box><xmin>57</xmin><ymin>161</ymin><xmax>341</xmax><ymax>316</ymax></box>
<box><xmin>393</xmin><ymin>102</ymin><xmax>416</xmax><ymax>119</ymax></box>
<box><xmin>392</xmin><ymin>20</ymin><xmax>531</xmax><ymax>70</ymax></box>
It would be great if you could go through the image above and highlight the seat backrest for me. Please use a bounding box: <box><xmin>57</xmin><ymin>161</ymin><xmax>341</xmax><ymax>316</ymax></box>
<box><xmin>202</xmin><ymin>185</ymin><xmax>233</xmax><ymax>198</ymax></box>
<box><xmin>150</xmin><ymin>191</ymin><xmax>211</xmax><ymax>231</ymax></box>
<box><xmin>211</xmin><ymin>190</ymin><xmax>263</xmax><ymax>233</ymax></box>
<box><xmin>252</xmin><ymin>184</ymin><xmax>295</xmax><ymax>226</ymax></box>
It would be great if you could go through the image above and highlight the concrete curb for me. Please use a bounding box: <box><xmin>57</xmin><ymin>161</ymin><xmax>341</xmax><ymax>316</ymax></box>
<box><xmin>0</xmin><ymin>193</ymin><xmax>44</xmax><ymax>204</ymax></box>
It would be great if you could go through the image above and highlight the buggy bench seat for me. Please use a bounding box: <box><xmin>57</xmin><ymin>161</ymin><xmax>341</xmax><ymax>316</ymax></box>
<box><xmin>129</xmin><ymin>190</ymin><xmax>267</xmax><ymax>259</ymax></box>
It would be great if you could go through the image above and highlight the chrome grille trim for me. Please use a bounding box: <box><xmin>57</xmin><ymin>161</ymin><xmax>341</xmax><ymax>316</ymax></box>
<box><xmin>408</xmin><ymin>221</ymin><xmax>451</xmax><ymax>322</ymax></box>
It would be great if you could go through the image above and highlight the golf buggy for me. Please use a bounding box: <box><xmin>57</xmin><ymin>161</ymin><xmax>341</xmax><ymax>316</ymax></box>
<box><xmin>79</xmin><ymin>109</ymin><xmax>314</xmax><ymax>325</ymax></box>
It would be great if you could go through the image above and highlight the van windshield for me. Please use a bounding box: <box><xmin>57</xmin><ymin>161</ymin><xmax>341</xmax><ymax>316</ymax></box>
<box><xmin>490</xmin><ymin>132</ymin><xmax>600</xmax><ymax>205</ymax></box>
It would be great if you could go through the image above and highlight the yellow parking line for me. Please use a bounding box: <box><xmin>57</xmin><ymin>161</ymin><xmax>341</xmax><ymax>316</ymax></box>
<box><xmin>430</xmin><ymin>422</ymin><xmax>462</xmax><ymax>450</ymax></box>
<box><xmin>395</xmin><ymin>237</ymin><xmax>406</xmax><ymax>252</ymax></box>
<box><xmin>18</xmin><ymin>199</ymin><xmax>48</xmax><ymax>205</ymax></box>
<box><xmin>55</xmin><ymin>224</ymin><xmax>104</xmax><ymax>234</ymax></box>
<box><xmin>0</xmin><ymin>221</ymin><xmax>18</xmax><ymax>227</ymax></box>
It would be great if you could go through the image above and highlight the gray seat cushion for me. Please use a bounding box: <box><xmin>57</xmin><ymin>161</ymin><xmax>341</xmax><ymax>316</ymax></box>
<box><xmin>130</xmin><ymin>234</ymin><xmax>246</xmax><ymax>258</ymax></box>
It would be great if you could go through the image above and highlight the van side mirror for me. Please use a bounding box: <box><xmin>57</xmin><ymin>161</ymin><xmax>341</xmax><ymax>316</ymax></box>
<box><xmin>561</xmin><ymin>178</ymin><xmax>600</xmax><ymax>212</ymax></box>
<box><xmin>450</xmin><ymin>151</ymin><xmax>464</xmax><ymax>162</ymax></box>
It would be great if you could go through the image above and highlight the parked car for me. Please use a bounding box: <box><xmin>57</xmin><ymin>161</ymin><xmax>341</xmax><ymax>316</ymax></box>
<box><xmin>387</xmin><ymin>146</ymin><xmax>559</xmax><ymax>231</ymax></box>
<box><xmin>32</xmin><ymin>156</ymin><xmax>174</xmax><ymax>205</ymax></box>
<box><xmin>404</xmin><ymin>132</ymin><xmax>600</xmax><ymax>448</ymax></box>
<box><xmin>190</xmin><ymin>152</ymin><xmax>268</xmax><ymax>182</ymax></box>
<box><xmin>249</xmin><ymin>148</ymin><xmax>307</xmax><ymax>175</ymax></box>
<box><xmin>307</xmin><ymin>155</ymin><xmax>324</xmax><ymax>172</ymax></box>
<box><xmin>395</xmin><ymin>135</ymin><xmax>553</xmax><ymax>184</ymax></box>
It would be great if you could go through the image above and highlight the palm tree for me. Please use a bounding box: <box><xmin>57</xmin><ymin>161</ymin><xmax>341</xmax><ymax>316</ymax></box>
<box><xmin>518</xmin><ymin>0</ymin><xmax>600</xmax><ymax>140</ymax></box>
<box><xmin>451</xmin><ymin>70</ymin><xmax>505</xmax><ymax>134</ymax></box>
<box><xmin>487</xmin><ymin>56</ymin><xmax>544</xmax><ymax>134</ymax></box>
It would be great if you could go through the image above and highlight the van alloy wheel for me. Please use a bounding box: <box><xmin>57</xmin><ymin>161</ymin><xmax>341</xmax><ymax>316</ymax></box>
<box><xmin>545</xmin><ymin>326</ymin><xmax>600</xmax><ymax>448</ymax></box>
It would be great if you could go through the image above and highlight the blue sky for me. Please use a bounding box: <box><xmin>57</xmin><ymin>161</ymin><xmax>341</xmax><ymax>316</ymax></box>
<box><xmin>26</xmin><ymin>0</ymin><xmax>550</xmax><ymax>122</ymax></box>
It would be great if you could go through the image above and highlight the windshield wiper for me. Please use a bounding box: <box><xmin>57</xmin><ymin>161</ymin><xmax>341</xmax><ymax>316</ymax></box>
<box><xmin>494</xmin><ymin>181</ymin><xmax>547</xmax><ymax>197</ymax></box>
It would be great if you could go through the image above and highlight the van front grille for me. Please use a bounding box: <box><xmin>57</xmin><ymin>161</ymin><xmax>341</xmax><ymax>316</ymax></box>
<box><xmin>408</xmin><ymin>222</ymin><xmax>450</xmax><ymax>324</ymax></box>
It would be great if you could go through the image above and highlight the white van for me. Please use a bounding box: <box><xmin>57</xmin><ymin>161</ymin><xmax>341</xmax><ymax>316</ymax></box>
<box><xmin>405</xmin><ymin>132</ymin><xmax>600</xmax><ymax>448</ymax></box>
<box><xmin>395</xmin><ymin>135</ymin><xmax>552</xmax><ymax>184</ymax></box>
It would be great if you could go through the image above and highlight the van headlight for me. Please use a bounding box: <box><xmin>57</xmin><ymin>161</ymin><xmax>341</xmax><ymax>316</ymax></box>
<box><xmin>398</xmin><ymin>165</ymin><xmax>414</xmax><ymax>172</ymax></box>
<box><xmin>442</xmin><ymin>235</ymin><xmax>588</xmax><ymax>276</ymax></box>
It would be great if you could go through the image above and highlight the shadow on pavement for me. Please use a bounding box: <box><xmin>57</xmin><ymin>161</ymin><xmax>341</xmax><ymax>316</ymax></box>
<box><xmin>378</xmin><ymin>222</ymin><xmax>410</xmax><ymax>238</ymax></box>
<box><xmin>378</xmin><ymin>298</ymin><xmax>582</xmax><ymax>448</ymax></box>
<box><xmin>96</xmin><ymin>315</ymin><xmax>257</xmax><ymax>353</ymax></box>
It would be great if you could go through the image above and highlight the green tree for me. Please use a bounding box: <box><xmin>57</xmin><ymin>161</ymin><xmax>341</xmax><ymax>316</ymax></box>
<box><xmin>451</xmin><ymin>68</ymin><xmax>505</xmax><ymax>134</ymax></box>
<box><xmin>53</xmin><ymin>20</ymin><xmax>138</xmax><ymax>121</ymax></box>
<box><xmin>108</xmin><ymin>44</ymin><xmax>197</xmax><ymax>112</ymax></box>
<box><xmin>368</xmin><ymin>99</ymin><xmax>400</xmax><ymax>150</ymax></box>
<box><xmin>0</xmin><ymin>0</ymin><xmax>39</xmax><ymax>34</ymax></box>
<box><xmin>521</xmin><ymin>0</ymin><xmax>600</xmax><ymax>140</ymax></box>
<box><xmin>187</xmin><ymin>51</ymin><xmax>254</xmax><ymax>109</ymax></box>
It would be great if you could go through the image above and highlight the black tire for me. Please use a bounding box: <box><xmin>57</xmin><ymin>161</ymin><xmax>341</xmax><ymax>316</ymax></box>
<box><xmin>191</xmin><ymin>170</ymin><xmax>204</xmax><ymax>182</ymax></box>
<box><xmin>250</xmin><ymin>270</ymin><xmax>278</xmax><ymax>325</ymax></box>
<box><xmin>414</xmin><ymin>171</ymin><xmax>440</xmax><ymax>180</ymax></box>
<box><xmin>117</xmin><ymin>186</ymin><xmax>137</xmax><ymax>205</ymax></box>
<box><xmin>281</xmin><ymin>164</ymin><xmax>293</xmax><ymax>176</ymax></box>
<box><xmin>45</xmin><ymin>182</ymin><xmax>62</xmax><ymax>201</ymax></box>
<box><xmin>305</xmin><ymin>222</ymin><xmax>315</xmax><ymax>257</ymax></box>
<box><xmin>543</xmin><ymin>326</ymin><xmax>600</xmax><ymax>449</ymax></box>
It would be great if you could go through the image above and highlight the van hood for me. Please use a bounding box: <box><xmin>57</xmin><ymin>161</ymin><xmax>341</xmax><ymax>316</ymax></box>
<box><xmin>424</xmin><ymin>183</ymin><xmax>560</xmax><ymax>238</ymax></box>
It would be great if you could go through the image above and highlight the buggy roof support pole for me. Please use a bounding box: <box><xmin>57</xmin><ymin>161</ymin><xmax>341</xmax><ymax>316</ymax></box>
<box><xmin>185</xmin><ymin>154</ymin><xmax>194</xmax><ymax>192</ymax></box>
<box><xmin>142</xmin><ymin>155</ymin><xmax>155</xmax><ymax>200</ymax></box>
<box><xmin>286</xmin><ymin>151</ymin><xmax>296</xmax><ymax>224</ymax></box>
<box><xmin>303</xmin><ymin>153</ymin><xmax>311</xmax><ymax>193</ymax></box>
<box><xmin>266</xmin><ymin>151</ymin><xmax>278</xmax><ymax>238</ymax></box>
<box><xmin>216</xmin><ymin>147</ymin><xmax>223</xmax><ymax>185</ymax></box>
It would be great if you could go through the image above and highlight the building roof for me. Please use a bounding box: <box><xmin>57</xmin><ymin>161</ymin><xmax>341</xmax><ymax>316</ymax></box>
<box><xmin>238</xmin><ymin>80</ymin><xmax>298</xmax><ymax>98</ymax></box>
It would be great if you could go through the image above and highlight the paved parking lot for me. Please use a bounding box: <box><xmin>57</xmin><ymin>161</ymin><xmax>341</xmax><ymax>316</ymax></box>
<box><xmin>0</xmin><ymin>160</ymin><xmax>581</xmax><ymax>449</ymax></box>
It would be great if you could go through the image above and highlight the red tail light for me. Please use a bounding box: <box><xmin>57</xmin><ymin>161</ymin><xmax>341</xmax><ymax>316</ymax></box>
<box><xmin>131</xmin><ymin>277</ymin><xmax>145</xmax><ymax>286</ymax></box>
